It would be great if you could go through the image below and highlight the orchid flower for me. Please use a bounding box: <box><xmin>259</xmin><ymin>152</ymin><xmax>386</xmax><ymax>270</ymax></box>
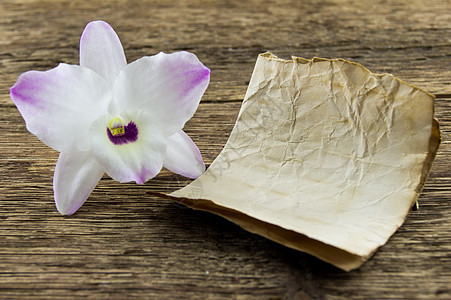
<box><xmin>10</xmin><ymin>21</ymin><xmax>210</xmax><ymax>215</ymax></box>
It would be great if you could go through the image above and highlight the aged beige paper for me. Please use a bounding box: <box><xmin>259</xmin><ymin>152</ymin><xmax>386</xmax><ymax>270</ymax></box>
<box><xmin>153</xmin><ymin>53</ymin><xmax>440</xmax><ymax>271</ymax></box>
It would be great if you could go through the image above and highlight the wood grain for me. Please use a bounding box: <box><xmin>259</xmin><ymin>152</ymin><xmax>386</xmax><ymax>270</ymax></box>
<box><xmin>0</xmin><ymin>0</ymin><xmax>450</xmax><ymax>299</ymax></box>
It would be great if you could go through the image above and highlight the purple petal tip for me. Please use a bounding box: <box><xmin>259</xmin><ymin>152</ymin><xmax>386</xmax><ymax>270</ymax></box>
<box><xmin>10</xmin><ymin>71</ymin><xmax>50</xmax><ymax>106</ymax></box>
<box><xmin>80</xmin><ymin>20</ymin><xmax>116</xmax><ymax>47</ymax></box>
<box><xmin>135</xmin><ymin>167</ymin><xmax>158</xmax><ymax>184</ymax></box>
<box><xmin>85</xmin><ymin>20</ymin><xmax>112</xmax><ymax>30</ymax></box>
<box><xmin>184</xmin><ymin>67</ymin><xmax>210</xmax><ymax>95</ymax></box>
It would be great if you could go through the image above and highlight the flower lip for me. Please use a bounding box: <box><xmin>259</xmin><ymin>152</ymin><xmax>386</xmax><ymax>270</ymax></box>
<box><xmin>107</xmin><ymin>121</ymin><xmax>138</xmax><ymax>145</ymax></box>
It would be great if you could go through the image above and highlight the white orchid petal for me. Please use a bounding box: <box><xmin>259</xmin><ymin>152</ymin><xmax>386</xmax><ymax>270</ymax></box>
<box><xmin>89</xmin><ymin>110</ymin><xmax>167</xmax><ymax>184</ymax></box>
<box><xmin>164</xmin><ymin>130</ymin><xmax>205</xmax><ymax>179</ymax></box>
<box><xmin>54</xmin><ymin>151</ymin><xmax>105</xmax><ymax>215</ymax></box>
<box><xmin>79</xmin><ymin>20</ymin><xmax>127</xmax><ymax>86</ymax></box>
<box><xmin>10</xmin><ymin>64</ymin><xmax>111</xmax><ymax>152</ymax></box>
<box><xmin>113</xmin><ymin>51</ymin><xmax>210</xmax><ymax>134</ymax></box>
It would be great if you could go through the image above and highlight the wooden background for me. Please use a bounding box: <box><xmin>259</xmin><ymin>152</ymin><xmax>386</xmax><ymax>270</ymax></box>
<box><xmin>0</xmin><ymin>0</ymin><xmax>449</xmax><ymax>299</ymax></box>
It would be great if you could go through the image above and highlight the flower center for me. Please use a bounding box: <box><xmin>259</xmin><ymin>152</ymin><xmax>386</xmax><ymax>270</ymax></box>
<box><xmin>108</xmin><ymin>117</ymin><xmax>125</xmax><ymax>136</ymax></box>
<box><xmin>106</xmin><ymin>117</ymin><xmax>139</xmax><ymax>145</ymax></box>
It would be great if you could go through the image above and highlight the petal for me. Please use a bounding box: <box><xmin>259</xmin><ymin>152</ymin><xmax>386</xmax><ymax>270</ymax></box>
<box><xmin>89</xmin><ymin>109</ymin><xmax>167</xmax><ymax>184</ymax></box>
<box><xmin>112</xmin><ymin>51</ymin><xmax>210</xmax><ymax>134</ymax></box>
<box><xmin>10</xmin><ymin>64</ymin><xmax>111</xmax><ymax>152</ymax></box>
<box><xmin>164</xmin><ymin>130</ymin><xmax>205</xmax><ymax>178</ymax></box>
<box><xmin>79</xmin><ymin>20</ymin><xmax>127</xmax><ymax>86</ymax></box>
<box><xmin>54</xmin><ymin>151</ymin><xmax>105</xmax><ymax>215</ymax></box>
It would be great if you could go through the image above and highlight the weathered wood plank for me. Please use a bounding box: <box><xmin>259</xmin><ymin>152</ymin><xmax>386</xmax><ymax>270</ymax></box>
<box><xmin>0</xmin><ymin>0</ymin><xmax>450</xmax><ymax>299</ymax></box>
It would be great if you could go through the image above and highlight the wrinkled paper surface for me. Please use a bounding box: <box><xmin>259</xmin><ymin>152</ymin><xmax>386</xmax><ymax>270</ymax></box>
<box><xmin>154</xmin><ymin>53</ymin><xmax>440</xmax><ymax>271</ymax></box>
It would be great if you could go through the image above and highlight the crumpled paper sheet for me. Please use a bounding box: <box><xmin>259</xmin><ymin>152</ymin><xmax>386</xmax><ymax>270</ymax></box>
<box><xmin>152</xmin><ymin>52</ymin><xmax>440</xmax><ymax>271</ymax></box>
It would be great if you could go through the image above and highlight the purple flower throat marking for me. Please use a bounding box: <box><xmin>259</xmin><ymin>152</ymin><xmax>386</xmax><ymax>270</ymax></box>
<box><xmin>107</xmin><ymin>121</ymin><xmax>138</xmax><ymax>145</ymax></box>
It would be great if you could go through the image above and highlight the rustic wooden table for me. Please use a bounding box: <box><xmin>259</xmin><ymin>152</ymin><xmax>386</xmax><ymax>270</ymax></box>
<box><xmin>1</xmin><ymin>0</ymin><xmax>450</xmax><ymax>299</ymax></box>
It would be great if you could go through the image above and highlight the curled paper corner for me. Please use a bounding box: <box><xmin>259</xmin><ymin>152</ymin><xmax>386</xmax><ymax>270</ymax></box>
<box><xmin>151</xmin><ymin>53</ymin><xmax>441</xmax><ymax>271</ymax></box>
